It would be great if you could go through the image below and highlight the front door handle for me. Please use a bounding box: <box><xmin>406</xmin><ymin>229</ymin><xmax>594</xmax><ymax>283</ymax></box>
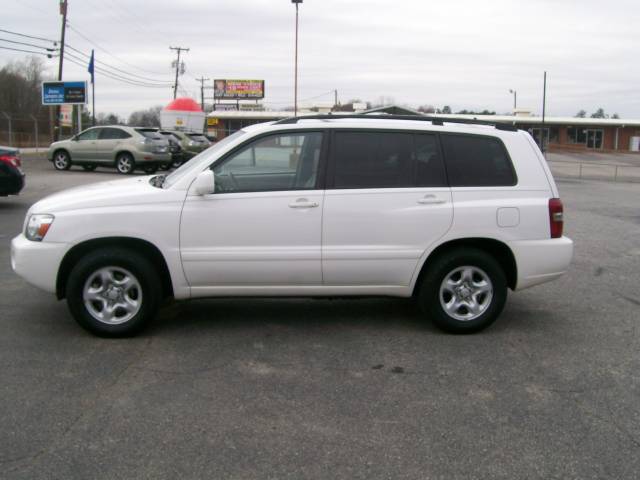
<box><xmin>417</xmin><ymin>195</ymin><xmax>446</xmax><ymax>205</ymax></box>
<box><xmin>289</xmin><ymin>198</ymin><xmax>319</xmax><ymax>209</ymax></box>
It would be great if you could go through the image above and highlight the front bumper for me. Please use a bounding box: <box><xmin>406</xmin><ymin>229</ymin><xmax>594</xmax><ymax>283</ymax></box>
<box><xmin>509</xmin><ymin>236</ymin><xmax>574</xmax><ymax>290</ymax></box>
<box><xmin>11</xmin><ymin>234</ymin><xmax>68</xmax><ymax>294</ymax></box>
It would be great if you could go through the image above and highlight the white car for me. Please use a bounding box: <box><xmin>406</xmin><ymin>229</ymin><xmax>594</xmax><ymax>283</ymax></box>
<box><xmin>11</xmin><ymin>115</ymin><xmax>573</xmax><ymax>336</ymax></box>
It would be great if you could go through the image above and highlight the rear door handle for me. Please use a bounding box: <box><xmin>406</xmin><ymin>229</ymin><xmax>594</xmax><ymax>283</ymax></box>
<box><xmin>417</xmin><ymin>195</ymin><xmax>446</xmax><ymax>205</ymax></box>
<box><xmin>289</xmin><ymin>199</ymin><xmax>319</xmax><ymax>209</ymax></box>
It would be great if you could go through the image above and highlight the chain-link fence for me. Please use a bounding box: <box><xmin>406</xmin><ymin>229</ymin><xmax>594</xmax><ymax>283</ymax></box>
<box><xmin>0</xmin><ymin>112</ymin><xmax>58</xmax><ymax>149</ymax></box>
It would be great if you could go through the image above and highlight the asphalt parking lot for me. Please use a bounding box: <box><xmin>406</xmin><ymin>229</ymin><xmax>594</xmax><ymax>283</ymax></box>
<box><xmin>1</xmin><ymin>155</ymin><xmax>639</xmax><ymax>479</ymax></box>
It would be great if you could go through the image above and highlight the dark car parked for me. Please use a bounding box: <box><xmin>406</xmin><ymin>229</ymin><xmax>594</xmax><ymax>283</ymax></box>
<box><xmin>0</xmin><ymin>146</ymin><xmax>25</xmax><ymax>196</ymax></box>
<box><xmin>158</xmin><ymin>130</ymin><xmax>185</xmax><ymax>169</ymax></box>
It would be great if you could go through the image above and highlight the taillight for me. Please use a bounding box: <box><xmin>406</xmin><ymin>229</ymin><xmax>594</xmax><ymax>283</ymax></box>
<box><xmin>549</xmin><ymin>198</ymin><xmax>564</xmax><ymax>238</ymax></box>
<box><xmin>0</xmin><ymin>154</ymin><xmax>20</xmax><ymax>168</ymax></box>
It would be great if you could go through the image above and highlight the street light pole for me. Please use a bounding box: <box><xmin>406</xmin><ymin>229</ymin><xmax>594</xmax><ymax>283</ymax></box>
<box><xmin>292</xmin><ymin>0</ymin><xmax>302</xmax><ymax>117</ymax></box>
<box><xmin>509</xmin><ymin>89</ymin><xmax>517</xmax><ymax>111</ymax></box>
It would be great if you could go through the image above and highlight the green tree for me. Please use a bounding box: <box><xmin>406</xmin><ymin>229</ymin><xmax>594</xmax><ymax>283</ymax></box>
<box><xmin>590</xmin><ymin>108</ymin><xmax>607</xmax><ymax>118</ymax></box>
<box><xmin>575</xmin><ymin>110</ymin><xmax>587</xmax><ymax>118</ymax></box>
<box><xmin>442</xmin><ymin>105</ymin><xmax>452</xmax><ymax>114</ymax></box>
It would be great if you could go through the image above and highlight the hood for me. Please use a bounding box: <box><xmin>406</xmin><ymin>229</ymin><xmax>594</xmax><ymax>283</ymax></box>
<box><xmin>29</xmin><ymin>176</ymin><xmax>171</xmax><ymax>214</ymax></box>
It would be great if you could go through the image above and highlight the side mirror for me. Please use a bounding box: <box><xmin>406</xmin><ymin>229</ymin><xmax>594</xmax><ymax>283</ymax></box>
<box><xmin>192</xmin><ymin>169</ymin><xmax>215</xmax><ymax>196</ymax></box>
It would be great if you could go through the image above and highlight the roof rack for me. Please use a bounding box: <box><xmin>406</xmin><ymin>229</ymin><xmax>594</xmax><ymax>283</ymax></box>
<box><xmin>274</xmin><ymin>114</ymin><xmax>519</xmax><ymax>132</ymax></box>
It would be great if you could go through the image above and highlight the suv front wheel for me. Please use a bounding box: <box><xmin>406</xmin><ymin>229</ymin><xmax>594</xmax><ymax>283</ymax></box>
<box><xmin>53</xmin><ymin>150</ymin><xmax>71</xmax><ymax>170</ymax></box>
<box><xmin>66</xmin><ymin>248</ymin><xmax>161</xmax><ymax>337</ymax></box>
<box><xmin>418</xmin><ymin>247</ymin><xmax>507</xmax><ymax>333</ymax></box>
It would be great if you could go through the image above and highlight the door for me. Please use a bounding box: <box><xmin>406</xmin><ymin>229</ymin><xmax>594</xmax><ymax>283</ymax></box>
<box><xmin>180</xmin><ymin>130</ymin><xmax>325</xmax><ymax>289</ymax></box>
<box><xmin>586</xmin><ymin>129</ymin><xmax>603</xmax><ymax>149</ymax></box>
<box><xmin>70</xmin><ymin>127</ymin><xmax>100</xmax><ymax>161</ymax></box>
<box><xmin>96</xmin><ymin>127</ymin><xmax>130</xmax><ymax>163</ymax></box>
<box><xmin>322</xmin><ymin>130</ymin><xmax>453</xmax><ymax>286</ymax></box>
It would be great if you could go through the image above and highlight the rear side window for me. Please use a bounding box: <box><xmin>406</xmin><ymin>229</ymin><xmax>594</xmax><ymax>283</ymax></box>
<box><xmin>99</xmin><ymin>128</ymin><xmax>130</xmax><ymax>140</ymax></box>
<box><xmin>440</xmin><ymin>134</ymin><xmax>516</xmax><ymax>187</ymax></box>
<box><xmin>136</xmin><ymin>129</ymin><xmax>163</xmax><ymax>140</ymax></box>
<box><xmin>333</xmin><ymin>131</ymin><xmax>413</xmax><ymax>188</ymax></box>
<box><xmin>331</xmin><ymin>131</ymin><xmax>447</xmax><ymax>189</ymax></box>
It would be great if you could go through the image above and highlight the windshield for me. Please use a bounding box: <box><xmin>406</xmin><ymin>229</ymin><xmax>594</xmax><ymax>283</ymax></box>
<box><xmin>162</xmin><ymin>130</ymin><xmax>247</xmax><ymax>189</ymax></box>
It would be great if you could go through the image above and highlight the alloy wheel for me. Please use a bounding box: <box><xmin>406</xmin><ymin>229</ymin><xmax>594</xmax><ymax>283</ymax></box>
<box><xmin>439</xmin><ymin>266</ymin><xmax>493</xmax><ymax>321</ymax></box>
<box><xmin>82</xmin><ymin>266</ymin><xmax>142</xmax><ymax>325</ymax></box>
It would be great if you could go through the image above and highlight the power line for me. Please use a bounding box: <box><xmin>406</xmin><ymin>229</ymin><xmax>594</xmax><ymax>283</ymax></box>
<box><xmin>64</xmin><ymin>51</ymin><xmax>171</xmax><ymax>87</ymax></box>
<box><xmin>66</xmin><ymin>22</ymin><xmax>170</xmax><ymax>77</ymax></box>
<box><xmin>64</xmin><ymin>55</ymin><xmax>169</xmax><ymax>89</ymax></box>
<box><xmin>0</xmin><ymin>45</ymin><xmax>57</xmax><ymax>57</ymax></box>
<box><xmin>0</xmin><ymin>37</ymin><xmax>57</xmax><ymax>51</ymax></box>
<box><xmin>0</xmin><ymin>28</ymin><xmax>56</xmax><ymax>44</ymax></box>
<box><xmin>66</xmin><ymin>44</ymin><xmax>172</xmax><ymax>84</ymax></box>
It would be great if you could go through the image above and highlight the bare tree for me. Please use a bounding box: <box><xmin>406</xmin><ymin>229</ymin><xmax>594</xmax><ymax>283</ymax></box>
<box><xmin>0</xmin><ymin>56</ymin><xmax>48</xmax><ymax>116</ymax></box>
<box><xmin>128</xmin><ymin>106</ymin><xmax>163</xmax><ymax>127</ymax></box>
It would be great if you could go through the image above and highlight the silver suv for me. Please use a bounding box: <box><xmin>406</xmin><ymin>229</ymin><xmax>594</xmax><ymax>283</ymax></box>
<box><xmin>48</xmin><ymin>126</ymin><xmax>171</xmax><ymax>174</ymax></box>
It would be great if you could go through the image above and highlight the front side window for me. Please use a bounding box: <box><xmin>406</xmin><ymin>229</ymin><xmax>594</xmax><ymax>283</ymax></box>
<box><xmin>441</xmin><ymin>134</ymin><xmax>516</xmax><ymax>187</ymax></box>
<box><xmin>77</xmin><ymin>129</ymin><xmax>100</xmax><ymax>141</ymax></box>
<box><xmin>213</xmin><ymin>131</ymin><xmax>323</xmax><ymax>193</ymax></box>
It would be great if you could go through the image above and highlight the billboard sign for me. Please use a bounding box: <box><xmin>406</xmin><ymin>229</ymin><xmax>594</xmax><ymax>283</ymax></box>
<box><xmin>213</xmin><ymin>104</ymin><xmax>238</xmax><ymax>111</ymax></box>
<box><xmin>42</xmin><ymin>81</ymin><xmax>88</xmax><ymax>105</ymax></box>
<box><xmin>213</xmin><ymin>79</ymin><xmax>264</xmax><ymax>99</ymax></box>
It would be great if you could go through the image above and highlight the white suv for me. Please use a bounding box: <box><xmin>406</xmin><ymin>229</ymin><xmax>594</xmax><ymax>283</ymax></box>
<box><xmin>11</xmin><ymin>115</ymin><xmax>573</xmax><ymax>336</ymax></box>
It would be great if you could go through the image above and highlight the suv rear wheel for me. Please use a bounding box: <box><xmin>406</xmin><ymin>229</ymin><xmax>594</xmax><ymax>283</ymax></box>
<box><xmin>418</xmin><ymin>247</ymin><xmax>507</xmax><ymax>333</ymax></box>
<box><xmin>116</xmin><ymin>153</ymin><xmax>135</xmax><ymax>174</ymax></box>
<box><xmin>66</xmin><ymin>248</ymin><xmax>161</xmax><ymax>337</ymax></box>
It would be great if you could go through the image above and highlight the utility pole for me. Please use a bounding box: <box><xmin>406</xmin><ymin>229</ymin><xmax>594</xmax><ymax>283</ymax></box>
<box><xmin>170</xmin><ymin>46</ymin><xmax>189</xmax><ymax>99</ymax></box>
<box><xmin>54</xmin><ymin>0</ymin><xmax>68</xmax><ymax>141</ymax></box>
<box><xmin>334</xmin><ymin>89</ymin><xmax>338</xmax><ymax>110</ymax></box>
<box><xmin>541</xmin><ymin>71</ymin><xmax>547</xmax><ymax>153</ymax></box>
<box><xmin>196</xmin><ymin>76</ymin><xmax>209</xmax><ymax>111</ymax></box>
<box><xmin>292</xmin><ymin>0</ymin><xmax>303</xmax><ymax>116</ymax></box>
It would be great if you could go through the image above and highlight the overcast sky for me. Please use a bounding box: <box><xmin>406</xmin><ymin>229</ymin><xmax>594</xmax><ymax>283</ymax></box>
<box><xmin>3</xmin><ymin>0</ymin><xmax>640</xmax><ymax>118</ymax></box>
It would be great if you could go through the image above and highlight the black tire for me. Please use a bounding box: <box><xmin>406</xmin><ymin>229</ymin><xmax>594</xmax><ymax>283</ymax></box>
<box><xmin>417</xmin><ymin>247</ymin><xmax>507</xmax><ymax>334</ymax></box>
<box><xmin>53</xmin><ymin>150</ymin><xmax>72</xmax><ymax>170</ymax></box>
<box><xmin>142</xmin><ymin>165</ymin><xmax>158</xmax><ymax>174</ymax></box>
<box><xmin>82</xmin><ymin>165</ymin><xmax>97</xmax><ymax>171</ymax></box>
<box><xmin>115</xmin><ymin>153</ymin><xmax>135</xmax><ymax>174</ymax></box>
<box><xmin>66</xmin><ymin>248</ymin><xmax>161</xmax><ymax>337</ymax></box>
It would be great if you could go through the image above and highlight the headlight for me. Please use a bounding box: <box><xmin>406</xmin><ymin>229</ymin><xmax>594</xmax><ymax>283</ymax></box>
<box><xmin>188</xmin><ymin>141</ymin><xmax>197</xmax><ymax>147</ymax></box>
<box><xmin>25</xmin><ymin>214</ymin><xmax>54</xmax><ymax>241</ymax></box>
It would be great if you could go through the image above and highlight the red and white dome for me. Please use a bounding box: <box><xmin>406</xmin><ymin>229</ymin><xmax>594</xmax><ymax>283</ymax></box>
<box><xmin>160</xmin><ymin>97</ymin><xmax>205</xmax><ymax>132</ymax></box>
<box><xmin>163</xmin><ymin>97</ymin><xmax>203</xmax><ymax>113</ymax></box>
